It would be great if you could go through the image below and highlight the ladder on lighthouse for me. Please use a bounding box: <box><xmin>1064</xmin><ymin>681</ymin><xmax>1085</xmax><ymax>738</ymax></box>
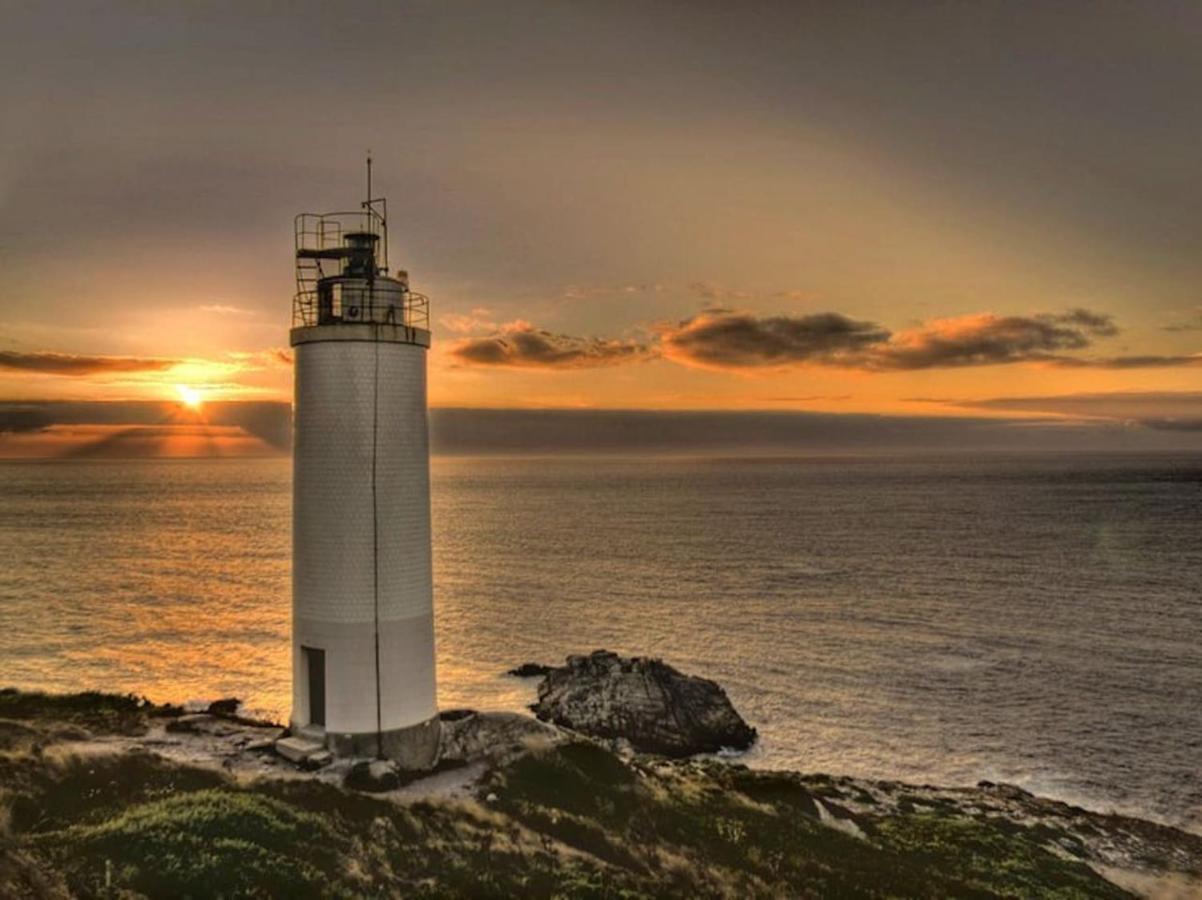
<box><xmin>293</xmin><ymin>215</ymin><xmax>346</xmax><ymax>326</ymax></box>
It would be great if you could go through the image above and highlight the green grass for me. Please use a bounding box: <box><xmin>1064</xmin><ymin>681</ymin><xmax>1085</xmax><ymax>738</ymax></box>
<box><xmin>0</xmin><ymin>688</ymin><xmax>150</xmax><ymax>736</ymax></box>
<box><xmin>482</xmin><ymin>744</ymin><xmax>1132</xmax><ymax>899</ymax></box>
<box><xmin>38</xmin><ymin>790</ymin><xmax>339</xmax><ymax>898</ymax></box>
<box><xmin>5</xmin><ymin>749</ymin><xmax>645</xmax><ymax>898</ymax></box>
<box><xmin>873</xmin><ymin>813</ymin><xmax>1128</xmax><ymax>899</ymax></box>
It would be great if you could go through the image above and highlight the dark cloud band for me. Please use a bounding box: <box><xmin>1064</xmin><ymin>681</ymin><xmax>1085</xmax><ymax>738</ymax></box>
<box><xmin>0</xmin><ymin>351</ymin><xmax>179</xmax><ymax>376</ymax></box>
<box><xmin>4</xmin><ymin>402</ymin><xmax>1200</xmax><ymax>455</ymax></box>
<box><xmin>0</xmin><ymin>400</ymin><xmax>291</xmax><ymax>448</ymax></box>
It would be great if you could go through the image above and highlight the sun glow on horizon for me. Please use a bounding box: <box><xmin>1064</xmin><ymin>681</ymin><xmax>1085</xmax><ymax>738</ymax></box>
<box><xmin>175</xmin><ymin>384</ymin><xmax>204</xmax><ymax>410</ymax></box>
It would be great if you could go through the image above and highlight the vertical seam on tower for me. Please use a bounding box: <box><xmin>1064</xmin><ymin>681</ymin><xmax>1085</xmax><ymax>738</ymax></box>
<box><xmin>371</xmin><ymin>332</ymin><xmax>383</xmax><ymax>756</ymax></box>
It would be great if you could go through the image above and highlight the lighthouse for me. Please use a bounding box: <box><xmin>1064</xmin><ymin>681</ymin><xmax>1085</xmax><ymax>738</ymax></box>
<box><xmin>286</xmin><ymin>166</ymin><xmax>439</xmax><ymax>767</ymax></box>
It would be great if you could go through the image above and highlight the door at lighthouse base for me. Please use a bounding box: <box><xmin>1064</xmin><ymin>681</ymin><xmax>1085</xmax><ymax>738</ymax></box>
<box><xmin>303</xmin><ymin>646</ymin><xmax>326</xmax><ymax>727</ymax></box>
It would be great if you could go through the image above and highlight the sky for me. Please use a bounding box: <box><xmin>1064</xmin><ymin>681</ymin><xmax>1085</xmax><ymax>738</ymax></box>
<box><xmin>2</xmin><ymin>1</ymin><xmax>1201</xmax><ymax>456</ymax></box>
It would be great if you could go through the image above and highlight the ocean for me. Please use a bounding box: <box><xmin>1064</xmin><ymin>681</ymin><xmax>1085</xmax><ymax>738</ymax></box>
<box><xmin>1</xmin><ymin>453</ymin><xmax>1199</xmax><ymax>830</ymax></box>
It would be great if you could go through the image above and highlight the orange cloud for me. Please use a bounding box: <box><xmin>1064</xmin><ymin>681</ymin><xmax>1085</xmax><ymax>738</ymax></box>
<box><xmin>872</xmin><ymin>309</ymin><xmax>1116</xmax><ymax>370</ymax></box>
<box><xmin>448</xmin><ymin>320</ymin><xmax>652</xmax><ymax>369</ymax></box>
<box><xmin>658</xmin><ymin>308</ymin><xmax>1200</xmax><ymax>372</ymax></box>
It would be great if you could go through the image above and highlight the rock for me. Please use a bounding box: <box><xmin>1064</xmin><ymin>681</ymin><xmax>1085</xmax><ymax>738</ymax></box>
<box><xmin>50</xmin><ymin>725</ymin><xmax>91</xmax><ymax>742</ymax></box>
<box><xmin>164</xmin><ymin>713</ymin><xmax>216</xmax><ymax>734</ymax></box>
<box><xmin>530</xmin><ymin>650</ymin><xmax>757</xmax><ymax>758</ymax></box>
<box><xmin>345</xmin><ymin>759</ymin><xmax>400</xmax><ymax>792</ymax></box>
<box><xmin>274</xmin><ymin>734</ymin><xmax>326</xmax><ymax>764</ymax></box>
<box><xmin>980</xmin><ymin>782</ymin><xmax>1037</xmax><ymax>802</ymax></box>
<box><xmin>201</xmin><ymin>698</ymin><xmax>280</xmax><ymax>729</ymax></box>
<box><xmin>507</xmin><ymin>663</ymin><xmax>554</xmax><ymax>678</ymax></box>
<box><xmin>206</xmin><ymin>698</ymin><xmax>241</xmax><ymax>716</ymax></box>
<box><xmin>0</xmin><ymin>719</ymin><xmax>42</xmax><ymax>752</ymax></box>
<box><xmin>302</xmin><ymin>750</ymin><xmax>333</xmax><ymax>771</ymax></box>
<box><xmin>147</xmin><ymin>702</ymin><xmax>186</xmax><ymax>719</ymax></box>
<box><xmin>439</xmin><ymin>711</ymin><xmax>563</xmax><ymax>764</ymax></box>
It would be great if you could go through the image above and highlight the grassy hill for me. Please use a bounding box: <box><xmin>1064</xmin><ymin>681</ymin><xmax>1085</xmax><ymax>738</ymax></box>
<box><xmin>0</xmin><ymin>691</ymin><xmax>1197</xmax><ymax>899</ymax></box>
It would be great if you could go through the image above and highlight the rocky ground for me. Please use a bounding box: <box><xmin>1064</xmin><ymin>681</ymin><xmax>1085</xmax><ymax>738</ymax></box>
<box><xmin>0</xmin><ymin>663</ymin><xmax>1199</xmax><ymax>898</ymax></box>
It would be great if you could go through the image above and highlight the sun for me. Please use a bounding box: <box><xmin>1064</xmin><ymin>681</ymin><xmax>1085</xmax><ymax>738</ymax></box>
<box><xmin>175</xmin><ymin>385</ymin><xmax>204</xmax><ymax>410</ymax></box>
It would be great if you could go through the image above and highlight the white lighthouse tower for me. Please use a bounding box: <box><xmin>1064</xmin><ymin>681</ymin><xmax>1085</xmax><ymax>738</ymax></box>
<box><xmin>287</xmin><ymin>165</ymin><xmax>439</xmax><ymax>766</ymax></box>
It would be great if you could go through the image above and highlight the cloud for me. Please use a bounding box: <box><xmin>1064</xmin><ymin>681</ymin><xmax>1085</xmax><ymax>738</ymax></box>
<box><xmin>659</xmin><ymin>310</ymin><xmax>889</xmax><ymax>369</ymax></box>
<box><xmin>448</xmin><ymin>321</ymin><xmax>651</xmax><ymax>369</ymax></box>
<box><xmin>1046</xmin><ymin>353</ymin><xmax>1202</xmax><ymax>369</ymax></box>
<box><xmin>427</xmin><ymin>408</ymin><xmax>1202</xmax><ymax>454</ymax></box>
<box><xmin>445</xmin><ymin>307</ymin><xmax>1197</xmax><ymax>374</ymax></box>
<box><xmin>654</xmin><ymin>307</ymin><xmax>1192</xmax><ymax>371</ymax></box>
<box><xmin>868</xmin><ymin>309</ymin><xmax>1117</xmax><ymax>370</ymax></box>
<box><xmin>0</xmin><ymin>407</ymin><xmax>52</xmax><ymax>433</ymax></box>
<box><xmin>229</xmin><ymin>348</ymin><xmax>293</xmax><ymax>367</ymax></box>
<box><xmin>198</xmin><ymin>304</ymin><xmax>254</xmax><ymax>316</ymax></box>
<box><xmin>560</xmin><ymin>284</ymin><xmax>666</xmax><ymax>300</ymax></box>
<box><xmin>953</xmin><ymin>389</ymin><xmax>1202</xmax><ymax>413</ymax></box>
<box><xmin>878</xmin><ymin>310</ymin><xmax>1202</xmax><ymax>369</ymax></box>
<box><xmin>0</xmin><ymin>400</ymin><xmax>292</xmax><ymax>449</ymax></box>
<box><xmin>439</xmin><ymin>308</ymin><xmax>497</xmax><ymax>334</ymax></box>
<box><xmin>4</xmin><ymin>402</ymin><xmax>1201</xmax><ymax>456</ymax></box>
<box><xmin>1163</xmin><ymin>307</ymin><xmax>1202</xmax><ymax>332</ymax></box>
<box><xmin>921</xmin><ymin>390</ymin><xmax>1202</xmax><ymax>434</ymax></box>
<box><xmin>212</xmin><ymin>401</ymin><xmax>292</xmax><ymax>448</ymax></box>
<box><xmin>688</xmin><ymin>282</ymin><xmax>752</xmax><ymax>302</ymax></box>
<box><xmin>762</xmin><ymin>395</ymin><xmax>852</xmax><ymax>402</ymax></box>
<box><xmin>0</xmin><ymin>350</ymin><xmax>180</xmax><ymax>376</ymax></box>
<box><xmin>691</xmin><ymin>285</ymin><xmax>815</xmax><ymax>304</ymax></box>
<box><xmin>1140</xmin><ymin>418</ymin><xmax>1202</xmax><ymax>432</ymax></box>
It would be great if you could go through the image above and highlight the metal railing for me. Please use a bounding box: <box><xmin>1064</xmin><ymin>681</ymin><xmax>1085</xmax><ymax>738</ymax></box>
<box><xmin>295</xmin><ymin>210</ymin><xmax>386</xmax><ymax>310</ymax></box>
<box><xmin>292</xmin><ymin>288</ymin><xmax>430</xmax><ymax>330</ymax></box>
<box><xmin>296</xmin><ymin>208</ymin><xmax>387</xmax><ymax>269</ymax></box>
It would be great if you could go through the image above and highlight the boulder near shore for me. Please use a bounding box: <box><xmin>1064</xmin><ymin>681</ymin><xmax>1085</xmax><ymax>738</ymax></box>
<box><xmin>526</xmin><ymin>649</ymin><xmax>758</xmax><ymax>757</ymax></box>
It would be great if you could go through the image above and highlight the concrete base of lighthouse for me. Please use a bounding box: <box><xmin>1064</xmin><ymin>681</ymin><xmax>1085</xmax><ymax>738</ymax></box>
<box><xmin>323</xmin><ymin>715</ymin><xmax>441</xmax><ymax>768</ymax></box>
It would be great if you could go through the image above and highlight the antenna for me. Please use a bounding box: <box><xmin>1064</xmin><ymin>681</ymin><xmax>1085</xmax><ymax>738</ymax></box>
<box><xmin>365</xmin><ymin>152</ymin><xmax>372</xmax><ymax>208</ymax></box>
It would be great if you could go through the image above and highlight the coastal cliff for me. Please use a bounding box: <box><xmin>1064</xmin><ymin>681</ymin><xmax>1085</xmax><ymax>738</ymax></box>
<box><xmin>0</xmin><ymin>682</ymin><xmax>1198</xmax><ymax>898</ymax></box>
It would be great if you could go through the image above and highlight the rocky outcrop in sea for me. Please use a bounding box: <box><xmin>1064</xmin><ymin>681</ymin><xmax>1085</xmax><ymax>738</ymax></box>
<box><xmin>526</xmin><ymin>649</ymin><xmax>758</xmax><ymax>757</ymax></box>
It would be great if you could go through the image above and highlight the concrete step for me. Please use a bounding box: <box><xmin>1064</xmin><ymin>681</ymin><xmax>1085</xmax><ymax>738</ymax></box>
<box><xmin>306</xmin><ymin>749</ymin><xmax>334</xmax><ymax>769</ymax></box>
<box><xmin>274</xmin><ymin>735</ymin><xmax>327</xmax><ymax>763</ymax></box>
<box><xmin>297</xmin><ymin>724</ymin><xmax>327</xmax><ymax>742</ymax></box>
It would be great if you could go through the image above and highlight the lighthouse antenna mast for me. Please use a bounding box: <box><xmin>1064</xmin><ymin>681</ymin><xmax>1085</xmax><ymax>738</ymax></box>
<box><xmin>360</xmin><ymin>153</ymin><xmax>389</xmax><ymax>274</ymax></box>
